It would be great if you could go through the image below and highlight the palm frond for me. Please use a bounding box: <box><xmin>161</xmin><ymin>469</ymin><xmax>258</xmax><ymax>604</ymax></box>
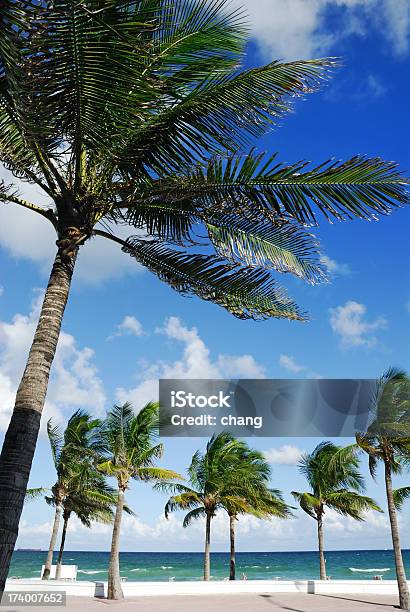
<box><xmin>159</xmin><ymin>152</ymin><xmax>409</xmax><ymax>226</ymax></box>
<box><xmin>25</xmin><ymin>487</ymin><xmax>48</xmax><ymax>502</ymax></box>
<box><xmin>206</xmin><ymin>216</ymin><xmax>327</xmax><ymax>283</ymax></box>
<box><xmin>165</xmin><ymin>492</ymin><xmax>202</xmax><ymax>518</ymax></box>
<box><xmin>326</xmin><ymin>491</ymin><xmax>382</xmax><ymax>520</ymax></box>
<box><xmin>182</xmin><ymin>506</ymin><xmax>206</xmax><ymax>528</ymax></box>
<box><xmin>393</xmin><ymin>486</ymin><xmax>410</xmax><ymax>511</ymax></box>
<box><xmin>122</xmin><ymin>237</ymin><xmax>305</xmax><ymax>321</ymax></box>
<box><xmin>137</xmin><ymin>467</ymin><xmax>182</xmax><ymax>482</ymax></box>
<box><xmin>47</xmin><ymin>419</ymin><xmax>64</xmax><ymax>468</ymax></box>
<box><xmin>120</xmin><ymin>58</ymin><xmax>338</xmax><ymax>172</ymax></box>
<box><xmin>291</xmin><ymin>491</ymin><xmax>320</xmax><ymax>520</ymax></box>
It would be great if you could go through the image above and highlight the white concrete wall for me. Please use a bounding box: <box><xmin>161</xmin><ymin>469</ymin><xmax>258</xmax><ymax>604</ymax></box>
<box><xmin>5</xmin><ymin>578</ymin><xmax>410</xmax><ymax>598</ymax></box>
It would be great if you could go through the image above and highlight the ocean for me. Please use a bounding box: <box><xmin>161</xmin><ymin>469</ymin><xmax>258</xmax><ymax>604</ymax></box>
<box><xmin>9</xmin><ymin>550</ymin><xmax>410</xmax><ymax>582</ymax></box>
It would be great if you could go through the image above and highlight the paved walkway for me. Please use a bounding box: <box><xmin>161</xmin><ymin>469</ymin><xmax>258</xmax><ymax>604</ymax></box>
<box><xmin>2</xmin><ymin>594</ymin><xmax>399</xmax><ymax>611</ymax></box>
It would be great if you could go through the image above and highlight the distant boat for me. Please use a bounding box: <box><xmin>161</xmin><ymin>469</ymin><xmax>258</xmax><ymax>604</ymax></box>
<box><xmin>17</xmin><ymin>548</ymin><xmax>42</xmax><ymax>552</ymax></box>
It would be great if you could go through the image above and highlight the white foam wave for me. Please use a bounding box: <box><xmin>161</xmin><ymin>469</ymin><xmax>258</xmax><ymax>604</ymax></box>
<box><xmin>349</xmin><ymin>567</ymin><xmax>390</xmax><ymax>573</ymax></box>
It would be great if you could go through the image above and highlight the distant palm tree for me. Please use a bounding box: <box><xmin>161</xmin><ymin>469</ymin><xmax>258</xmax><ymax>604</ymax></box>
<box><xmin>41</xmin><ymin>411</ymin><xmax>101</xmax><ymax>580</ymax></box>
<box><xmin>0</xmin><ymin>1</ymin><xmax>408</xmax><ymax>587</ymax></box>
<box><xmin>356</xmin><ymin>368</ymin><xmax>410</xmax><ymax>610</ymax></box>
<box><xmin>53</xmin><ymin>472</ymin><xmax>135</xmax><ymax>579</ymax></box>
<box><xmin>98</xmin><ymin>402</ymin><xmax>180</xmax><ymax>600</ymax></box>
<box><xmin>219</xmin><ymin>445</ymin><xmax>292</xmax><ymax>580</ymax></box>
<box><xmin>292</xmin><ymin>442</ymin><xmax>381</xmax><ymax>580</ymax></box>
<box><xmin>161</xmin><ymin>433</ymin><xmax>269</xmax><ymax>581</ymax></box>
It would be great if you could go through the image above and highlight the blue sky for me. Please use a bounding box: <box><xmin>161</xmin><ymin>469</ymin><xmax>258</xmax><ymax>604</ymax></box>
<box><xmin>0</xmin><ymin>0</ymin><xmax>410</xmax><ymax>554</ymax></box>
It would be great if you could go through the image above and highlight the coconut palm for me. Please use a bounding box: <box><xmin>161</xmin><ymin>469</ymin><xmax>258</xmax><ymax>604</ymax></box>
<box><xmin>41</xmin><ymin>410</ymin><xmax>102</xmax><ymax>580</ymax></box>
<box><xmin>356</xmin><ymin>368</ymin><xmax>410</xmax><ymax>610</ymax></box>
<box><xmin>161</xmin><ymin>433</ymin><xmax>264</xmax><ymax>581</ymax></box>
<box><xmin>219</xmin><ymin>446</ymin><xmax>292</xmax><ymax>580</ymax></box>
<box><xmin>97</xmin><ymin>402</ymin><xmax>180</xmax><ymax>600</ymax></box>
<box><xmin>0</xmin><ymin>0</ymin><xmax>409</xmax><ymax>587</ymax></box>
<box><xmin>292</xmin><ymin>442</ymin><xmax>381</xmax><ymax>581</ymax></box>
<box><xmin>53</xmin><ymin>473</ymin><xmax>134</xmax><ymax>579</ymax></box>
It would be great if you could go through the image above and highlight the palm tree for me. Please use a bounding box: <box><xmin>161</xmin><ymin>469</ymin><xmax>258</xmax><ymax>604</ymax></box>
<box><xmin>41</xmin><ymin>410</ymin><xmax>101</xmax><ymax>580</ymax></box>
<box><xmin>356</xmin><ymin>368</ymin><xmax>410</xmax><ymax>610</ymax></box>
<box><xmin>292</xmin><ymin>442</ymin><xmax>381</xmax><ymax>581</ymax></box>
<box><xmin>161</xmin><ymin>433</ymin><xmax>263</xmax><ymax>581</ymax></box>
<box><xmin>219</xmin><ymin>446</ymin><xmax>292</xmax><ymax>580</ymax></box>
<box><xmin>54</xmin><ymin>473</ymin><xmax>133</xmax><ymax>579</ymax></box>
<box><xmin>98</xmin><ymin>402</ymin><xmax>180</xmax><ymax>600</ymax></box>
<box><xmin>0</xmin><ymin>0</ymin><xmax>408</xmax><ymax>587</ymax></box>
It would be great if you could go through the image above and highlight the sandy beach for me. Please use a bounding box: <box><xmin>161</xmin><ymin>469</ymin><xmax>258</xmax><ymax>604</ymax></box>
<box><xmin>0</xmin><ymin>593</ymin><xmax>399</xmax><ymax>611</ymax></box>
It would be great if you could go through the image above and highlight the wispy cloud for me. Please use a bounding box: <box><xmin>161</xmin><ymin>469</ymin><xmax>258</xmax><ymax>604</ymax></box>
<box><xmin>279</xmin><ymin>354</ymin><xmax>307</xmax><ymax>374</ymax></box>
<box><xmin>320</xmin><ymin>255</ymin><xmax>351</xmax><ymax>277</ymax></box>
<box><xmin>109</xmin><ymin>315</ymin><xmax>145</xmax><ymax>340</ymax></box>
<box><xmin>264</xmin><ymin>445</ymin><xmax>304</xmax><ymax>466</ymax></box>
<box><xmin>329</xmin><ymin>300</ymin><xmax>387</xmax><ymax>348</ymax></box>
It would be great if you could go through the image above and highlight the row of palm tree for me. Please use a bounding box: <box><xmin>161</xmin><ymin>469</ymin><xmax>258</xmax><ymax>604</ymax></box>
<box><xmin>27</xmin><ymin>368</ymin><xmax>409</xmax><ymax>607</ymax></box>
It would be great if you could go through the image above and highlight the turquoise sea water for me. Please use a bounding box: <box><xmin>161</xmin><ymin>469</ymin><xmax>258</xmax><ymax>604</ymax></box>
<box><xmin>9</xmin><ymin>550</ymin><xmax>410</xmax><ymax>582</ymax></box>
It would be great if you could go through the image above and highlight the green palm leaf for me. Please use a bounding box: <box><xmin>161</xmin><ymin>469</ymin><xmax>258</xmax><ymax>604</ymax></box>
<box><xmin>326</xmin><ymin>491</ymin><xmax>382</xmax><ymax>519</ymax></box>
<box><xmin>393</xmin><ymin>487</ymin><xmax>410</xmax><ymax>511</ymax></box>
<box><xmin>206</xmin><ymin>217</ymin><xmax>326</xmax><ymax>283</ymax></box>
<box><xmin>182</xmin><ymin>507</ymin><xmax>206</xmax><ymax>528</ymax></box>
<box><xmin>156</xmin><ymin>152</ymin><xmax>408</xmax><ymax>225</ymax></box>
<box><xmin>121</xmin><ymin>58</ymin><xmax>338</xmax><ymax>172</ymax></box>
<box><xmin>122</xmin><ymin>237</ymin><xmax>305</xmax><ymax>320</ymax></box>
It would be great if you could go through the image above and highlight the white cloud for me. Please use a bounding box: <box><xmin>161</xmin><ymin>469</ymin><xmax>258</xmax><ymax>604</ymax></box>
<box><xmin>325</xmin><ymin>508</ymin><xmax>390</xmax><ymax>534</ymax></box>
<box><xmin>279</xmin><ymin>354</ymin><xmax>307</xmax><ymax>374</ymax></box>
<box><xmin>109</xmin><ymin>316</ymin><xmax>144</xmax><ymax>339</ymax></box>
<box><xmin>320</xmin><ymin>255</ymin><xmax>351</xmax><ymax>277</ymax></box>
<box><xmin>329</xmin><ymin>300</ymin><xmax>387</xmax><ymax>348</ymax></box>
<box><xmin>0</xmin><ymin>286</ymin><xmax>4</xmax><ymax>296</ymax></box>
<box><xmin>0</xmin><ymin>165</ymin><xmax>141</xmax><ymax>285</ymax></box>
<box><xmin>17</xmin><ymin>508</ymin><xmax>296</xmax><ymax>553</ymax></box>
<box><xmin>264</xmin><ymin>445</ymin><xmax>304</xmax><ymax>466</ymax></box>
<box><xmin>0</xmin><ymin>293</ymin><xmax>106</xmax><ymax>432</ymax></box>
<box><xmin>231</xmin><ymin>0</ymin><xmax>410</xmax><ymax>60</ymax></box>
<box><xmin>381</xmin><ymin>0</ymin><xmax>410</xmax><ymax>56</ymax></box>
<box><xmin>116</xmin><ymin>316</ymin><xmax>266</xmax><ymax>407</ymax></box>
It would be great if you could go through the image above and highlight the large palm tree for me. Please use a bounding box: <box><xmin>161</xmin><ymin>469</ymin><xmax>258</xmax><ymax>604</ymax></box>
<box><xmin>41</xmin><ymin>410</ymin><xmax>102</xmax><ymax>580</ymax></box>
<box><xmin>0</xmin><ymin>0</ymin><xmax>408</xmax><ymax>588</ymax></box>
<box><xmin>98</xmin><ymin>402</ymin><xmax>180</xmax><ymax>600</ymax></box>
<box><xmin>219</xmin><ymin>445</ymin><xmax>292</xmax><ymax>580</ymax></box>
<box><xmin>356</xmin><ymin>368</ymin><xmax>410</xmax><ymax>610</ymax></box>
<box><xmin>161</xmin><ymin>432</ymin><xmax>262</xmax><ymax>581</ymax></box>
<box><xmin>292</xmin><ymin>442</ymin><xmax>381</xmax><ymax>581</ymax></box>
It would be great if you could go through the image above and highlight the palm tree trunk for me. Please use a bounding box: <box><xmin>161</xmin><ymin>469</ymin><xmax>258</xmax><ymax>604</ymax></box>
<box><xmin>107</xmin><ymin>489</ymin><xmax>125</xmax><ymax>600</ymax></box>
<box><xmin>229</xmin><ymin>514</ymin><xmax>236</xmax><ymax>581</ymax></box>
<box><xmin>0</xmin><ymin>251</ymin><xmax>76</xmax><ymax>592</ymax></box>
<box><xmin>384</xmin><ymin>461</ymin><xmax>409</xmax><ymax>610</ymax></box>
<box><xmin>204</xmin><ymin>512</ymin><xmax>212</xmax><ymax>581</ymax></box>
<box><xmin>317</xmin><ymin>516</ymin><xmax>327</xmax><ymax>580</ymax></box>
<box><xmin>42</xmin><ymin>504</ymin><xmax>63</xmax><ymax>580</ymax></box>
<box><xmin>55</xmin><ymin>513</ymin><xmax>69</xmax><ymax>580</ymax></box>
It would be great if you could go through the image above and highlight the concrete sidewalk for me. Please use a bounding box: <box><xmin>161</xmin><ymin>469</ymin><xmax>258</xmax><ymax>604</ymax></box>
<box><xmin>1</xmin><ymin>593</ymin><xmax>399</xmax><ymax>611</ymax></box>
